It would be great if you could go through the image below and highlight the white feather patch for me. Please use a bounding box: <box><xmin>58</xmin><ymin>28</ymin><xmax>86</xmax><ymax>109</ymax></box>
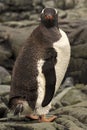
<box><xmin>53</xmin><ymin>29</ymin><xmax>71</xmax><ymax>93</ymax></box>
<box><xmin>35</xmin><ymin>29</ymin><xmax>70</xmax><ymax>115</ymax></box>
<box><xmin>35</xmin><ymin>59</ymin><xmax>52</xmax><ymax>115</ymax></box>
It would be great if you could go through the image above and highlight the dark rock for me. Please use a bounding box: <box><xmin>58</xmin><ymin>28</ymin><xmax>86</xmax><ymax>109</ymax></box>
<box><xmin>71</xmin><ymin>43</ymin><xmax>87</xmax><ymax>58</ymax></box>
<box><xmin>80</xmin><ymin>85</ymin><xmax>87</xmax><ymax>94</ymax></box>
<box><xmin>33</xmin><ymin>0</ymin><xmax>44</xmax><ymax>13</ymax></box>
<box><xmin>0</xmin><ymin>102</ymin><xmax>8</xmax><ymax>118</ymax></box>
<box><xmin>0</xmin><ymin>2</ymin><xmax>8</xmax><ymax>13</ymax></box>
<box><xmin>68</xmin><ymin>57</ymin><xmax>87</xmax><ymax>83</ymax></box>
<box><xmin>0</xmin><ymin>30</ymin><xmax>13</xmax><ymax>70</ymax></box>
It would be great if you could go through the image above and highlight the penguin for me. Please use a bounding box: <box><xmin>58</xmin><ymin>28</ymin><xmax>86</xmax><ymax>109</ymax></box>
<box><xmin>8</xmin><ymin>7</ymin><xmax>71</xmax><ymax>122</ymax></box>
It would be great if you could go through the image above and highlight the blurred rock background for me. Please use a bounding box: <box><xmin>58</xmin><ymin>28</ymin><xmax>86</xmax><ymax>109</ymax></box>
<box><xmin>0</xmin><ymin>0</ymin><xmax>87</xmax><ymax>84</ymax></box>
<box><xmin>0</xmin><ymin>0</ymin><xmax>87</xmax><ymax>130</ymax></box>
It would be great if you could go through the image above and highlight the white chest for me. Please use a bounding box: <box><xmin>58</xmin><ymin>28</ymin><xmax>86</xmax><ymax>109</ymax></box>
<box><xmin>53</xmin><ymin>29</ymin><xmax>71</xmax><ymax>93</ymax></box>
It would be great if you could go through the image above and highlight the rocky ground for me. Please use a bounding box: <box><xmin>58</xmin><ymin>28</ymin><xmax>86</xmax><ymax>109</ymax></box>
<box><xmin>0</xmin><ymin>82</ymin><xmax>87</xmax><ymax>130</ymax></box>
<box><xmin>0</xmin><ymin>0</ymin><xmax>87</xmax><ymax>129</ymax></box>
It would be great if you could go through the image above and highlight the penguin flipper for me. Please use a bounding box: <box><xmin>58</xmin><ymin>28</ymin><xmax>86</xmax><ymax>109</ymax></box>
<box><xmin>42</xmin><ymin>48</ymin><xmax>57</xmax><ymax>107</ymax></box>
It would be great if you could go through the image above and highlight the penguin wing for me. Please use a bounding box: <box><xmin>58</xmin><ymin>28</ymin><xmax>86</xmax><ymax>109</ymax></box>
<box><xmin>42</xmin><ymin>48</ymin><xmax>57</xmax><ymax>107</ymax></box>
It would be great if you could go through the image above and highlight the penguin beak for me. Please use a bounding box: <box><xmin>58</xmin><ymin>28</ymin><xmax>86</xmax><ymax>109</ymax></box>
<box><xmin>45</xmin><ymin>14</ymin><xmax>54</xmax><ymax>20</ymax></box>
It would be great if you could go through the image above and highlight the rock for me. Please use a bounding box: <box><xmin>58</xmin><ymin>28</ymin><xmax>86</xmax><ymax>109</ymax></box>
<box><xmin>0</xmin><ymin>12</ymin><xmax>30</xmax><ymax>22</ymax></box>
<box><xmin>84</xmin><ymin>0</ymin><xmax>87</xmax><ymax>7</ymax></box>
<box><xmin>1</xmin><ymin>94</ymin><xmax>9</xmax><ymax>107</ymax></box>
<box><xmin>0</xmin><ymin>102</ymin><xmax>8</xmax><ymax>118</ymax></box>
<box><xmin>71</xmin><ymin>43</ymin><xmax>87</xmax><ymax>58</ymax></box>
<box><xmin>0</xmin><ymin>85</ymin><xmax>10</xmax><ymax>96</ymax></box>
<box><xmin>0</xmin><ymin>2</ymin><xmax>8</xmax><ymax>13</ymax></box>
<box><xmin>0</xmin><ymin>0</ymin><xmax>33</xmax><ymax>11</ymax></box>
<box><xmin>81</xmin><ymin>85</ymin><xmax>87</xmax><ymax>94</ymax></box>
<box><xmin>68</xmin><ymin>57</ymin><xmax>87</xmax><ymax>83</ymax></box>
<box><xmin>52</xmin><ymin>87</ymin><xmax>72</xmax><ymax>109</ymax></box>
<box><xmin>54</xmin><ymin>0</ymin><xmax>75</xmax><ymax>10</ymax></box>
<box><xmin>33</xmin><ymin>0</ymin><xmax>44</xmax><ymax>13</ymax></box>
<box><xmin>29</xmin><ymin>14</ymin><xmax>39</xmax><ymax>21</ymax></box>
<box><xmin>0</xmin><ymin>66</ymin><xmax>11</xmax><ymax>84</ymax></box>
<box><xmin>0</xmin><ymin>24</ymin><xmax>37</xmax><ymax>58</ymax></box>
<box><xmin>65</xmin><ymin>0</ymin><xmax>75</xmax><ymax>9</ymax></box>
<box><xmin>0</xmin><ymin>84</ymin><xmax>86</xmax><ymax>129</ymax></box>
<box><xmin>0</xmin><ymin>122</ymin><xmax>57</xmax><ymax>130</ymax></box>
<box><xmin>52</xmin><ymin>84</ymin><xmax>87</xmax><ymax>108</ymax></box>
<box><xmin>0</xmin><ymin>30</ymin><xmax>13</xmax><ymax>69</ymax></box>
<box><xmin>43</xmin><ymin>0</ymin><xmax>54</xmax><ymax>8</ymax></box>
<box><xmin>61</xmin><ymin>77</ymin><xmax>74</xmax><ymax>89</ymax></box>
<box><xmin>54</xmin><ymin>0</ymin><xmax>64</xmax><ymax>9</ymax></box>
<box><xmin>51</xmin><ymin>101</ymin><xmax>87</xmax><ymax>129</ymax></box>
<box><xmin>3</xmin><ymin>20</ymin><xmax>38</xmax><ymax>28</ymax></box>
<box><xmin>2</xmin><ymin>75</ymin><xmax>11</xmax><ymax>85</ymax></box>
<box><xmin>75</xmin><ymin>0</ymin><xmax>86</xmax><ymax>8</ymax></box>
<box><xmin>61</xmin><ymin>86</ymin><xmax>87</xmax><ymax>106</ymax></box>
<box><xmin>0</xmin><ymin>46</ymin><xmax>12</xmax><ymax>68</ymax></box>
<box><xmin>58</xmin><ymin>9</ymin><xmax>67</xmax><ymax>19</ymax></box>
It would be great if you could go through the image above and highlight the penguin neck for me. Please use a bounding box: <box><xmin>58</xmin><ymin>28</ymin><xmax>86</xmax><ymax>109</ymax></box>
<box><xmin>39</xmin><ymin>23</ymin><xmax>61</xmax><ymax>43</ymax></box>
<box><xmin>40</xmin><ymin>22</ymin><xmax>58</xmax><ymax>30</ymax></box>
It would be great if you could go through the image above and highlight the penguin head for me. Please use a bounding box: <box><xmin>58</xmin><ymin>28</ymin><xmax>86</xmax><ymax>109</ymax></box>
<box><xmin>40</xmin><ymin>8</ymin><xmax>58</xmax><ymax>28</ymax></box>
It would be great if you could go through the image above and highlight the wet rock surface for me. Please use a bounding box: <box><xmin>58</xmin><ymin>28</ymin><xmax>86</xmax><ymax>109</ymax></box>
<box><xmin>0</xmin><ymin>0</ymin><xmax>87</xmax><ymax>129</ymax></box>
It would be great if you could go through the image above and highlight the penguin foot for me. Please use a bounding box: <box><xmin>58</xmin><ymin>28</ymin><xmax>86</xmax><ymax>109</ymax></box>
<box><xmin>26</xmin><ymin>114</ymin><xmax>39</xmax><ymax>120</ymax></box>
<box><xmin>14</xmin><ymin>103</ymin><xmax>23</xmax><ymax>116</ymax></box>
<box><xmin>39</xmin><ymin>115</ymin><xmax>57</xmax><ymax>122</ymax></box>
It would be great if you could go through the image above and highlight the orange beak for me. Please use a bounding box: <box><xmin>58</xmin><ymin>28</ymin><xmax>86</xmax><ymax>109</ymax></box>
<box><xmin>45</xmin><ymin>15</ymin><xmax>53</xmax><ymax>20</ymax></box>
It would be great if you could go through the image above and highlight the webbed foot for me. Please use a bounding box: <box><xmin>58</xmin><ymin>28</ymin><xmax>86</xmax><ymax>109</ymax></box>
<box><xmin>26</xmin><ymin>114</ymin><xmax>39</xmax><ymax>120</ymax></box>
<box><xmin>39</xmin><ymin>115</ymin><xmax>57</xmax><ymax>122</ymax></box>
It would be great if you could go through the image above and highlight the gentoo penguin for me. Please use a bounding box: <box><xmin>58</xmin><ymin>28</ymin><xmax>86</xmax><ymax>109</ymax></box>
<box><xmin>9</xmin><ymin>8</ymin><xmax>71</xmax><ymax>122</ymax></box>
